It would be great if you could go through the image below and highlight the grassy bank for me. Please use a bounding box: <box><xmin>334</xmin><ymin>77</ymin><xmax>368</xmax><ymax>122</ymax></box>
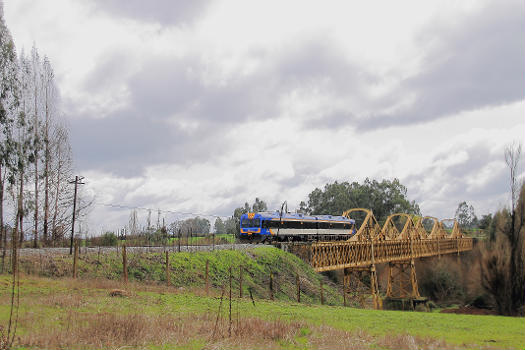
<box><xmin>0</xmin><ymin>275</ymin><xmax>523</xmax><ymax>349</ymax></box>
<box><xmin>17</xmin><ymin>247</ymin><xmax>343</xmax><ymax>305</ymax></box>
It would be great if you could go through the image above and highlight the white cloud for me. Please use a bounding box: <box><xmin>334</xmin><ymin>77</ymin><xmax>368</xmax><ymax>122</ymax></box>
<box><xmin>3</xmin><ymin>0</ymin><xmax>524</xmax><ymax>232</ymax></box>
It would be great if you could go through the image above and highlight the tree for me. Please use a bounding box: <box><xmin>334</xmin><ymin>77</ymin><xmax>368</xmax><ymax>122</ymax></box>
<box><xmin>481</xmin><ymin>145</ymin><xmax>525</xmax><ymax>316</ymax></box>
<box><xmin>128</xmin><ymin>209</ymin><xmax>139</xmax><ymax>235</ymax></box>
<box><xmin>478</xmin><ymin>214</ymin><xmax>492</xmax><ymax>230</ymax></box>
<box><xmin>214</xmin><ymin>217</ymin><xmax>226</xmax><ymax>234</ymax></box>
<box><xmin>15</xmin><ymin>50</ymin><xmax>37</xmax><ymax>244</ymax></box>
<box><xmin>505</xmin><ymin>142</ymin><xmax>522</xmax><ymax>214</ymax></box>
<box><xmin>224</xmin><ymin>217</ymin><xmax>237</xmax><ymax>235</ymax></box>
<box><xmin>41</xmin><ymin>55</ymin><xmax>57</xmax><ymax>245</ymax></box>
<box><xmin>0</xmin><ymin>8</ymin><xmax>19</xmax><ymax>268</ymax></box>
<box><xmin>0</xmin><ymin>8</ymin><xmax>76</xmax><ymax>250</ymax></box>
<box><xmin>170</xmin><ymin>216</ymin><xmax>211</xmax><ymax>236</ymax></box>
<box><xmin>455</xmin><ymin>201</ymin><xmax>477</xmax><ymax>228</ymax></box>
<box><xmin>189</xmin><ymin>216</ymin><xmax>210</xmax><ymax>235</ymax></box>
<box><xmin>49</xmin><ymin>121</ymin><xmax>74</xmax><ymax>243</ymax></box>
<box><xmin>252</xmin><ymin>197</ymin><xmax>267</xmax><ymax>212</ymax></box>
<box><xmin>30</xmin><ymin>45</ymin><xmax>42</xmax><ymax>248</ymax></box>
<box><xmin>100</xmin><ymin>232</ymin><xmax>117</xmax><ymax>246</ymax></box>
<box><xmin>303</xmin><ymin>178</ymin><xmax>420</xmax><ymax>223</ymax></box>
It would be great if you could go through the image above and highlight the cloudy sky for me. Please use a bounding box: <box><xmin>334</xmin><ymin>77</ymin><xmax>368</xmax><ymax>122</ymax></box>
<box><xmin>4</xmin><ymin>0</ymin><xmax>524</xmax><ymax>232</ymax></box>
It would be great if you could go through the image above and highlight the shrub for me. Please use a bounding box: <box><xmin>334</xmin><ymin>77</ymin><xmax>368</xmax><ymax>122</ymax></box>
<box><xmin>100</xmin><ymin>232</ymin><xmax>118</xmax><ymax>246</ymax></box>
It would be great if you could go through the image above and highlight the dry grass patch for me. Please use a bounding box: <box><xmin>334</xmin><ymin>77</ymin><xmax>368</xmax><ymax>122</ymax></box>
<box><xmin>16</xmin><ymin>309</ymin><xmax>466</xmax><ymax>350</ymax></box>
<box><xmin>18</xmin><ymin>312</ymin><xmax>310</xmax><ymax>349</ymax></box>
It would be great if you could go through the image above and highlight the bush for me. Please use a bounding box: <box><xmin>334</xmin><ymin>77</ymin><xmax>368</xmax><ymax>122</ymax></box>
<box><xmin>418</xmin><ymin>258</ymin><xmax>465</xmax><ymax>306</ymax></box>
<box><xmin>100</xmin><ymin>232</ymin><xmax>118</xmax><ymax>246</ymax></box>
<box><xmin>480</xmin><ymin>187</ymin><xmax>525</xmax><ymax>316</ymax></box>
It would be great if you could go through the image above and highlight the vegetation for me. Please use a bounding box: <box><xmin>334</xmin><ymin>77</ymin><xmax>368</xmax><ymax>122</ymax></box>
<box><xmin>169</xmin><ymin>216</ymin><xmax>211</xmax><ymax>235</ymax></box>
<box><xmin>455</xmin><ymin>201</ymin><xmax>478</xmax><ymax>228</ymax></box>
<box><xmin>299</xmin><ymin>178</ymin><xmax>420</xmax><ymax>224</ymax></box>
<box><xmin>480</xmin><ymin>182</ymin><xmax>525</xmax><ymax>316</ymax></box>
<box><xmin>0</xmin><ymin>275</ymin><xmax>523</xmax><ymax>349</ymax></box>
<box><xmin>1</xmin><ymin>7</ymin><xmax>82</xmax><ymax>263</ymax></box>
<box><xmin>16</xmin><ymin>247</ymin><xmax>343</xmax><ymax>305</ymax></box>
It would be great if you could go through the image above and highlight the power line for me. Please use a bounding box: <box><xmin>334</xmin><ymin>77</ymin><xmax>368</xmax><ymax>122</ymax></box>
<box><xmin>96</xmin><ymin>202</ymin><xmax>231</xmax><ymax>219</ymax></box>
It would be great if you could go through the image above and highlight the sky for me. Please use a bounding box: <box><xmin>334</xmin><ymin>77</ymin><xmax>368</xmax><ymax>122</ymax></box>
<box><xmin>4</xmin><ymin>0</ymin><xmax>525</xmax><ymax>233</ymax></box>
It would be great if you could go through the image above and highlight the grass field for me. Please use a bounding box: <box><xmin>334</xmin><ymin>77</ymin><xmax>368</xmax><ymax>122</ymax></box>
<box><xmin>0</xmin><ymin>275</ymin><xmax>523</xmax><ymax>349</ymax></box>
<box><xmin>3</xmin><ymin>247</ymin><xmax>524</xmax><ymax>349</ymax></box>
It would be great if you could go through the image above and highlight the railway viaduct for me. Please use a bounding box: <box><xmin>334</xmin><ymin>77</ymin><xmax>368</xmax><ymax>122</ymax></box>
<box><xmin>285</xmin><ymin>208</ymin><xmax>474</xmax><ymax>309</ymax></box>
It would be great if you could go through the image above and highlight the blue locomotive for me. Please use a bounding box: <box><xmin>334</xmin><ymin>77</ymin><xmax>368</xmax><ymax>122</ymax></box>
<box><xmin>239</xmin><ymin>211</ymin><xmax>356</xmax><ymax>242</ymax></box>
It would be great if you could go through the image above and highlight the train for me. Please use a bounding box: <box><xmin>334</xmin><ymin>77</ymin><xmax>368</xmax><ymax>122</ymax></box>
<box><xmin>239</xmin><ymin>211</ymin><xmax>356</xmax><ymax>243</ymax></box>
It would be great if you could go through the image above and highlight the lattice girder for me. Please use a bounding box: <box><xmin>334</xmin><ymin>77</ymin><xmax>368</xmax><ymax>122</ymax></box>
<box><xmin>442</xmin><ymin>219</ymin><xmax>463</xmax><ymax>238</ymax></box>
<box><xmin>301</xmin><ymin>238</ymin><xmax>473</xmax><ymax>272</ymax></box>
<box><xmin>342</xmin><ymin>208</ymin><xmax>385</xmax><ymax>241</ymax></box>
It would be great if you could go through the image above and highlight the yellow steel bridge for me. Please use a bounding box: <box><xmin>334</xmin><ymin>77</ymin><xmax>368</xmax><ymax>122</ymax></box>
<box><xmin>286</xmin><ymin>209</ymin><xmax>474</xmax><ymax>309</ymax></box>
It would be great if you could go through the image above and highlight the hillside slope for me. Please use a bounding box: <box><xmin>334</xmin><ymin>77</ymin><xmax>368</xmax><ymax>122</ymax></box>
<box><xmin>18</xmin><ymin>246</ymin><xmax>343</xmax><ymax>304</ymax></box>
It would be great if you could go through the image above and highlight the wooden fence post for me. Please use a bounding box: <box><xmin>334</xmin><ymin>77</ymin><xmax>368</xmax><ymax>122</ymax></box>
<box><xmin>165</xmin><ymin>251</ymin><xmax>170</xmax><ymax>286</ymax></box>
<box><xmin>229</xmin><ymin>266</ymin><xmax>232</xmax><ymax>338</ymax></box>
<box><xmin>122</xmin><ymin>244</ymin><xmax>128</xmax><ymax>283</ymax></box>
<box><xmin>296</xmin><ymin>273</ymin><xmax>300</xmax><ymax>303</ymax></box>
<box><xmin>343</xmin><ymin>270</ymin><xmax>347</xmax><ymax>307</ymax></box>
<box><xmin>239</xmin><ymin>266</ymin><xmax>243</xmax><ymax>298</ymax></box>
<box><xmin>269</xmin><ymin>272</ymin><xmax>274</xmax><ymax>301</ymax></box>
<box><xmin>178</xmin><ymin>229</ymin><xmax>181</xmax><ymax>253</ymax></box>
<box><xmin>72</xmin><ymin>241</ymin><xmax>79</xmax><ymax>278</ymax></box>
<box><xmin>320</xmin><ymin>279</ymin><xmax>324</xmax><ymax>305</ymax></box>
<box><xmin>205</xmin><ymin>259</ymin><xmax>209</xmax><ymax>296</ymax></box>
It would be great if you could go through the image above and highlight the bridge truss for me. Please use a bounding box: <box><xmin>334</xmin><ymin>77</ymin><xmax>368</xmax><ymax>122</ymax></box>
<box><xmin>286</xmin><ymin>209</ymin><xmax>474</xmax><ymax>309</ymax></box>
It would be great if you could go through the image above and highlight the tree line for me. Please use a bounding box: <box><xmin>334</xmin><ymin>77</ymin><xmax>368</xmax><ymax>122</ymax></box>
<box><xmin>1</xmin><ymin>9</ymin><xmax>77</xmax><ymax>268</ymax></box>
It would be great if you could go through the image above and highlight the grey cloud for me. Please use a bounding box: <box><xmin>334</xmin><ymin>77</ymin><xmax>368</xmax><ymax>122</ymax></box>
<box><xmin>71</xmin><ymin>110</ymin><xmax>182</xmax><ymax>176</ymax></box>
<box><xmin>359</xmin><ymin>0</ymin><xmax>525</xmax><ymax>130</ymax></box>
<box><xmin>82</xmin><ymin>51</ymin><xmax>132</xmax><ymax>92</ymax></box>
<box><xmin>81</xmin><ymin>36</ymin><xmax>370</xmax><ymax>122</ymax></box>
<box><xmin>70</xmin><ymin>107</ymin><xmax>230</xmax><ymax>177</ymax></box>
<box><xmin>276</xmin><ymin>39</ymin><xmax>374</xmax><ymax>92</ymax></box>
<box><xmin>404</xmin><ymin>143</ymin><xmax>509</xmax><ymax>216</ymax></box>
<box><xmin>79</xmin><ymin>27</ymin><xmax>491</xmax><ymax>177</ymax></box>
<box><xmin>89</xmin><ymin>0</ymin><xmax>211</xmax><ymax>26</ymax></box>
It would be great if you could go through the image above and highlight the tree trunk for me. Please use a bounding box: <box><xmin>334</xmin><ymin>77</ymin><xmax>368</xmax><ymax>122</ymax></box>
<box><xmin>33</xmin><ymin>83</ymin><xmax>39</xmax><ymax>248</ymax></box>
<box><xmin>19</xmin><ymin>170</ymin><xmax>24</xmax><ymax>244</ymax></box>
<box><xmin>52</xmin><ymin>168</ymin><xmax>60</xmax><ymax>243</ymax></box>
<box><xmin>43</xmin><ymin>84</ymin><xmax>50</xmax><ymax>245</ymax></box>
<box><xmin>0</xmin><ymin>164</ymin><xmax>5</xmax><ymax>272</ymax></box>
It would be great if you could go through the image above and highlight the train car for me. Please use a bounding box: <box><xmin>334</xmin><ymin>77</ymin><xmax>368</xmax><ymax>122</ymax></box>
<box><xmin>239</xmin><ymin>211</ymin><xmax>356</xmax><ymax>243</ymax></box>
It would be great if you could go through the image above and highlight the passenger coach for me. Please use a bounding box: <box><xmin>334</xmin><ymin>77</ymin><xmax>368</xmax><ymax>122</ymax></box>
<box><xmin>239</xmin><ymin>211</ymin><xmax>356</xmax><ymax>242</ymax></box>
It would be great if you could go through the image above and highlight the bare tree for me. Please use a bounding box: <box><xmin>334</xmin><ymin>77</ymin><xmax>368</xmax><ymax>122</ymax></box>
<box><xmin>129</xmin><ymin>209</ymin><xmax>139</xmax><ymax>235</ymax></box>
<box><xmin>41</xmin><ymin>56</ymin><xmax>56</xmax><ymax>245</ymax></box>
<box><xmin>504</xmin><ymin>143</ymin><xmax>524</xmax><ymax>315</ymax></box>
<box><xmin>504</xmin><ymin>142</ymin><xmax>522</xmax><ymax>213</ymax></box>
<box><xmin>481</xmin><ymin>144</ymin><xmax>524</xmax><ymax>316</ymax></box>
<box><xmin>30</xmin><ymin>45</ymin><xmax>43</xmax><ymax>248</ymax></box>
<box><xmin>49</xmin><ymin>121</ymin><xmax>73</xmax><ymax>243</ymax></box>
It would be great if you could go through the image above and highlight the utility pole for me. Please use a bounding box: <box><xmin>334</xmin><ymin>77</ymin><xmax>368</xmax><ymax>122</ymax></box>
<box><xmin>68</xmin><ymin>176</ymin><xmax>85</xmax><ymax>254</ymax></box>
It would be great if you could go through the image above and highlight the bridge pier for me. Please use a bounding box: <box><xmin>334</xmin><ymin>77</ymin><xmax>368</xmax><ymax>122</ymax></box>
<box><xmin>383</xmin><ymin>259</ymin><xmax>429</xmax><ymax>311</ymax></box>
<box><xmin>385</xmin><ymin>259</ymin><xmax>420</xmax><ymax>298</ymax></box>
<box><xmin>343</xmin><ymin>265</ymin><xmax>382</xmax><ymax>310</ymax></box>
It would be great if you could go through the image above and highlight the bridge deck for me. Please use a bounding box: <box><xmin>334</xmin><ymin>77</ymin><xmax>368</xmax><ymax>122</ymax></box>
<box><xmin>287</xmin><ymin>238</ymin><xmax>473</xmax><ymax>272</ymax></box>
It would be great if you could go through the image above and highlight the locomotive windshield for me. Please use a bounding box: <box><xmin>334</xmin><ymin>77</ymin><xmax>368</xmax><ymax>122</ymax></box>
<box><xmin>241</xmin><ymin>218</ymin><xmax>261</xmax><ymax>228</ymax></box>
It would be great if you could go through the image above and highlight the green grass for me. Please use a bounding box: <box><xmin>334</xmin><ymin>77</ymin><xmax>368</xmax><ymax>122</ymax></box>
<box><xmin>0</xmin><ymin>275</ymin><xmax>523</xmax><ymax>349</ymax></box>
<box><xmin>18</xmin><ymin>247</ymin><xmax>343</xmax><ymax>305</ymax></box>
<box><xmin>7</xmin><ymin>247</ymin><xmax>525</xmax><ymax>349</ymax></box>
<box><xmin>166</xmin><ymin>233</ymin><xmax>237</xmax><ymax>245</ymax></box>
